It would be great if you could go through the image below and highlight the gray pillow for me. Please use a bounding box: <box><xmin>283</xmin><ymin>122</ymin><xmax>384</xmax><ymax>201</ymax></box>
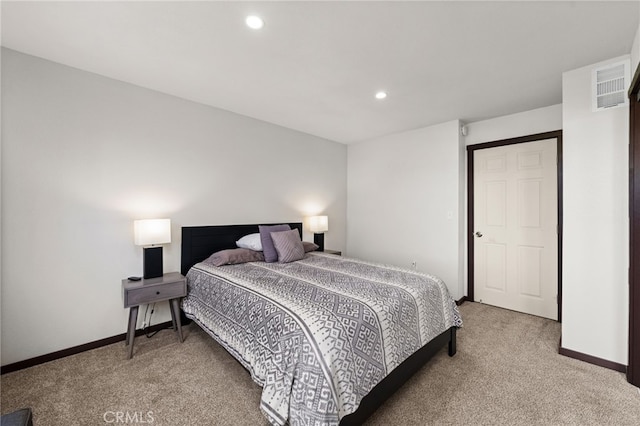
<box><xmin>203</xmin><ymin>248</ymin><xmax>264</xmax><ymax>267</ymax></box>
<box><xmin>302</xmin><ymin>241</ymin><xmax>319</xmax><ymax>253</ymax></box>
<box><xmin>271</xmin><ymin>229</ymin><xmax>305</xmax><ymax>263</ymax></box>
<box><xmin>259</xmin><ymin>224</ymin><xmax>291</xmax><ymax>262</ymax></box>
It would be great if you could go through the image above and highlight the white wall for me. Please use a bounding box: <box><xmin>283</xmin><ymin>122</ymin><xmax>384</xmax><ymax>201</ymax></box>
<box><xmin>345</xmin><ymin>106</ymin><xmax>562</xmax><ymax>304</ymax></box>
<box><xmin>632</xmin><ymin>24</ymin><xmax>640</xmax><ymax>73</ymax></box>
<box><xmin>464</xmin><ymin>104</ymin><xmax>563</xmax><ymax>146</ymax></box>
<box><xmin>347</xmin><ymin>120</ymin><xmax>465</xmax><ymax>300</ymax></box>
<box><xmin>1</xmin><ymin>48</ymin><xmax>347</xmax><ymax>365</ymax></box>
<box><xmin>562</xmin><ymin>55</ymin><xmax>630</xmax><ymax>365</ymax></box>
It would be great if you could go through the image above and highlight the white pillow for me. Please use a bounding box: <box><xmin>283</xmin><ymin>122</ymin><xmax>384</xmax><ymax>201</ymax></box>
<box><xmin>236</xmin><ymin>233</ymin><xmax>263</xmax><ymax>251</ymax></box>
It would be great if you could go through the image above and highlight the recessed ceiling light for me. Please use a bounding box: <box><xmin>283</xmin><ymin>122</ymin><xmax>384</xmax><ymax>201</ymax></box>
<box><xmin>375</xmin><ymin>91</ymin><xmax>387</xmax><ymax>100</ymax></box>
<box><xmin>246</xmin><ymin>15</ymin><xmax>264</xmax><ymax>30</ymax></box>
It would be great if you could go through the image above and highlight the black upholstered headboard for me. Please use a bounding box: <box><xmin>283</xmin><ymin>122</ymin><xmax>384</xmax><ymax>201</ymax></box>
<box><xmin>181</xmin><ymin>222</ymin><xmax>303</xmax><ymax>275</ymax></box>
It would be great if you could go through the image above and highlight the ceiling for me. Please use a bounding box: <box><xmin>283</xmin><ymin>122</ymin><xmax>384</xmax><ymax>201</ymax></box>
<box><xmin>2</xmin><ymin>1</ymin><xmax>639</xmax><ymax>144</ymax></box>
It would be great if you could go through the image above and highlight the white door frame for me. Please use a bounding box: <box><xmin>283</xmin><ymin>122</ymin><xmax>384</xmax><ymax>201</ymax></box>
<box><xmin>467</xmin><ymin>131</ymin><xmax>563</xmax><ymax>321</ymax></box>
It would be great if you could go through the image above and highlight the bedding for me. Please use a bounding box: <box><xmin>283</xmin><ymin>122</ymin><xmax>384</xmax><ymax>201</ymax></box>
<box><xmin>259</xmin><ymin>224</ymin><xmax>291</xmax><ymax>262</ymax></box>
<box><xmin>270</xmin><ymin>228</ymin><xmax>305</xmax><ymax>263</ymax></box>
<box><xmin>236</xmin><ymin>233</ymin><xmax>263</xmax><ymax>251</ymax></box>
<box><xmin>182</xmin><ymin>251</ymin><xmax>461</xmax><ymax>426</ymax></box>
<box><xmin>302</xmin><ymin>241</ymin><xmax>319</xmax><ymax>253</ymax></box>
<box><xmin>203</xmin><ymin>248</ymin><xmax>265</xmax><ymax>266</ymax></box>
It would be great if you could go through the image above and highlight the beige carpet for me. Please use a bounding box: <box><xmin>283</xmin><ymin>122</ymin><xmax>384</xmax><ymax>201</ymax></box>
<box><xmin>2</xmin><ymin>302</ymin><xmax>640</xmax><ymax>425</ymax></box>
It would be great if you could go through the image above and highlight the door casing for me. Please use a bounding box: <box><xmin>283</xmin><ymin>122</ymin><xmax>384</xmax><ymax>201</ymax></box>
<box><xmin>467</xmin><ymin>131</ymin><xmax>563</xmax><ymax>321</ymax></box>
<box><xmin>627</xmin><ymin>63</ymin><xmax>640</xmax><ymax>387</ymax></box>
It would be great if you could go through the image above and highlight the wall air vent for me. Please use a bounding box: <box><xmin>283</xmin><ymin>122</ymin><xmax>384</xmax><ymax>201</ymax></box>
<box><xmin>592</xmin><ymin>60</ymin><xmax>629</xmax><ymax>111</ymax></box>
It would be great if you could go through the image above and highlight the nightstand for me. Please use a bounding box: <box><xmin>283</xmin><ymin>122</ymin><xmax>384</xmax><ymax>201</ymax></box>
<box><xmin>324</xmin><ymin>249</ymin><xmax>342</xmax><ymax>256</ymax></box>
<box><xmin>122</xmin><ymin>272</ymin><xmax>187</xmax><ymax>359</ymax></box>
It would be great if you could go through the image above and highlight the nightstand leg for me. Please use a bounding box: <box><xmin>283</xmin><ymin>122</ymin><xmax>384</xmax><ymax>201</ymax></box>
<box><xmin>169</xmin><ymin>302</ymin><xmax>177</xmax><ymax>331</ymax></box>
<box><xmin>126</xmin><ymin>306</ymin><xmax>139</xmax><ymax>359</ymax></box>
<box><xmin>170</xmin><ymin>298</ymin><xmax>184</xmax><ymax>343</ymax></box>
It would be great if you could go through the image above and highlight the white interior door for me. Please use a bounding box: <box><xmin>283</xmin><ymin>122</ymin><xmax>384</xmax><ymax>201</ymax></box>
<box><xmin>473</xmin><ymin>138</ymin><xmax>558</xmax><ymax>320</ymax></box>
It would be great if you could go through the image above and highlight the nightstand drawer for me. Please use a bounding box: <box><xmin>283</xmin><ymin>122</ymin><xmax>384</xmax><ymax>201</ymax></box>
<box><xmin>125</xmin><ymin>280</ymin><xmax>186</xmax><ymax>306</ymax></box>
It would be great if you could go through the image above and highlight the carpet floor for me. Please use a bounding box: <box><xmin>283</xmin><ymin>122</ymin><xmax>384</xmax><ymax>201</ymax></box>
<box><xmin>2</xmin><ymin>302</ymin><xmax>639</xmax><ymax>425</ymax></box>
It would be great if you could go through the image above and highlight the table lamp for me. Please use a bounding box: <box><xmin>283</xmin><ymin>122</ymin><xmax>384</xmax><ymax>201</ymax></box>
<box><xmin>309</xmin><ymin>215</ymin><xmax>328</xmax><ymax>252</ymax></box>
<box><xmin>134</xmin><ymin>219</ymin><xmax>171</xmax><ymax>279</ymax></box>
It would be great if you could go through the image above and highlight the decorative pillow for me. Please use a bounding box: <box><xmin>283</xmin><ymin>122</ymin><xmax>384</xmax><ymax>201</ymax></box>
<box><xmin>203</xmin><ymin>248</ymin><xmax>264</xmax><ymax>267</ymax></box>
<box><xmin>236</xmin><ymin>233</ymin><xmax>263</xmax><ymax>251</ymax></box>
<box><xmin>271</xmin><ymin>229</ymin><xmax>305</xmax><ymax>263</ymax></box>
<box><xmin>302</xmin><ymin>241</ymin><xmax>319</xmax><ymax>253</ymax></box>
<box><xmin>259</xmin><ymin>224</ymin><xmax>291</xmax><ymax>263</ymax></box>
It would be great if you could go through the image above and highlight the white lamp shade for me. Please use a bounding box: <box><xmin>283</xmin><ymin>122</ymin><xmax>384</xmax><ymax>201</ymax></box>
<box><xmin>309</xmin><ymin>215</ymin><xmax>329</xmax><ymax>233</ymax></box>
<box><xmin>134</xmin><ymin>219</ymin><xmax>172</xmax><ymax>246</ymax></box>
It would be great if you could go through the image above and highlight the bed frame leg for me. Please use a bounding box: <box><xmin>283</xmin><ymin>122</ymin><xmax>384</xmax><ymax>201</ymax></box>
<box><xmin>448</xmin><ymin>327</ymin><xmax>457</xmax><ymax>356</ymax></box>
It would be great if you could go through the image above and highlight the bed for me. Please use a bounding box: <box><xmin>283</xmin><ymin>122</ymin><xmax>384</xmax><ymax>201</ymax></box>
<box><xmin>180</xmin><ymin>223</ymin><xmax>461</xmax><ymax>425</ymax></box>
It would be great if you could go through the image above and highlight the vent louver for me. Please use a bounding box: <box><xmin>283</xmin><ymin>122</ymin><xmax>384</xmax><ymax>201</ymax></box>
<box><xmin>592</xmin><ymin>60</ymin><xmax>629</xmax><ymax>111</ymax></box>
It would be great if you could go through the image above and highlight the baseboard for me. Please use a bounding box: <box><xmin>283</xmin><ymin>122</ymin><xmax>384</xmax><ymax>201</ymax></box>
<box><xmin>559</xmin><ymin>345</ymin><xmax>627</xmax><ymax>373</ymax></box>
<box><xmin>456</xmin><ymin>296</ymin><xmax>468</xmax><ymax>306</ymax></box>
<box><xmin>1</xmin><ymin>321</ymin><xmax>173</xmax><ymax>375</ymax></box>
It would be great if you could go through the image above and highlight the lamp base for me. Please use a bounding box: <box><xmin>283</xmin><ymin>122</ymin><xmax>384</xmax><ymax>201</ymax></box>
<box><xmin>314</xmin><ymin>233</ymin><xmax>325</xmax><ymax>252</ymax></box>
<box><xmin>143</xmin><ymin>246</ymin><xmax>163</xmax><ymax>279</ymax></box>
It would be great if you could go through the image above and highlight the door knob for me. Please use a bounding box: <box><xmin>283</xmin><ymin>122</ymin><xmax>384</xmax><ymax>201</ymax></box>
<box><xmin>475</xmin><ymin>231</ymin><xmax>483</xmax><ymax>238</ymax></box>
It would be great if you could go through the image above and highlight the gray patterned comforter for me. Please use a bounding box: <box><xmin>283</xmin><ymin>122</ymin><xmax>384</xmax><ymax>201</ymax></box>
<box><xmin>182</xmin><ymin>252</ymin><xmax>462</xmax><ymax>426</ymax></box>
